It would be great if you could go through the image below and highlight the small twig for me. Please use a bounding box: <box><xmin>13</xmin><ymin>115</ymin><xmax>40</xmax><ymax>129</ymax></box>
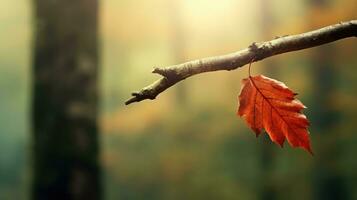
<box><xmin>125</xmin><ymin>20</ymin><xmax>357</xmax><ymax>105</ymax></box>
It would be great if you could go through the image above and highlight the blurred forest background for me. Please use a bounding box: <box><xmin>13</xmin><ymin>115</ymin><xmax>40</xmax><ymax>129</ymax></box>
<box><xmin>0</xmin><ymin>0</ymin><xmax>357</xmax><ymax>199</ymax></box>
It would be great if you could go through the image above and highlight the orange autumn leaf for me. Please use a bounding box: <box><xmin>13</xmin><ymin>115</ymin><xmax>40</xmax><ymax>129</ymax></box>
<box><xmin>238</xmin><ymin>75</ymin><xmax>313</xmax><ymax>154</ymax></box>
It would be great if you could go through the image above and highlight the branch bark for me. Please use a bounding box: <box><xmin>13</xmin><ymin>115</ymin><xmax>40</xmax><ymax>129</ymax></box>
<box><xmin>125</xmin><ymin>20</ymin><xmax>357</xmax><ymax>105</ymax></box>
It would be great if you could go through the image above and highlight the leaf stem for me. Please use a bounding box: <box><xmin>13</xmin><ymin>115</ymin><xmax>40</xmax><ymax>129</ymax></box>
<box><xmin>248</xmin><ymin>58</ymin><xmax>254</xmax><ymax>77</ymax></box>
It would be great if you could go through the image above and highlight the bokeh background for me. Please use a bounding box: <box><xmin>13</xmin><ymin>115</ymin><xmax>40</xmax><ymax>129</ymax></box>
<box><xmin>1</xmin><ymin>0</ymin><xmax>357</xmax><ymax>199</ymax></box>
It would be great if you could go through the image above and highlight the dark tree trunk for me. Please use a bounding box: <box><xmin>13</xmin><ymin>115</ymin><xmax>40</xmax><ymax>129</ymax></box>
<box><xmin>309</xmin><ymin>0</ymin><xmax>347</xmax><ymax>199</ymax></box>
<box><xmin>31</xmin><ymin>0</ymin><xmax>101</xmax><ymax>199</ymax></box>
<box><xmin>311</xmin><ymin>45</ymin><xmax>346</xmax><ymax>200</ymax></box>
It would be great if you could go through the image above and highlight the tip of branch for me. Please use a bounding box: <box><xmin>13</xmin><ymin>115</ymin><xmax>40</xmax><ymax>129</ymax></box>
<box><xmin>124</xmin><ymin>90</ymin><xmax>157</xmax><ymax>105</ymax></box>
<box><xmin>124</xmin><ymin>97</ymin><xmax>138</xmax><ymax>105</ymax></box>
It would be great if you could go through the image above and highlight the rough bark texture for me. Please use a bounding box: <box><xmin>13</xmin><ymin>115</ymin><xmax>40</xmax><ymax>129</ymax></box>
<box><xmin>32</xmin><ymin>0</ymin><xmax>101</xmax><ymax>199</ymax></box>
<box><xmin>125</xmin><ymin>20</ymin><xmax>357</xmax><ymax>105</ymax></box>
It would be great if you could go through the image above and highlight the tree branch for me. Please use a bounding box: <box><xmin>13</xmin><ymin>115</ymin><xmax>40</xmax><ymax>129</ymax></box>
<box><xmin>125</xmin><ymin>20</ymin><xmax>357</xmax><ymax>105</ymax></box>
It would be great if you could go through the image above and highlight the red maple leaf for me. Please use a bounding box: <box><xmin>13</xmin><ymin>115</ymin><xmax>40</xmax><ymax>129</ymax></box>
<box><xmin>238</xmin><ymin>75</ymin><xmax>313</xmax><ymax>154</ymax></box>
